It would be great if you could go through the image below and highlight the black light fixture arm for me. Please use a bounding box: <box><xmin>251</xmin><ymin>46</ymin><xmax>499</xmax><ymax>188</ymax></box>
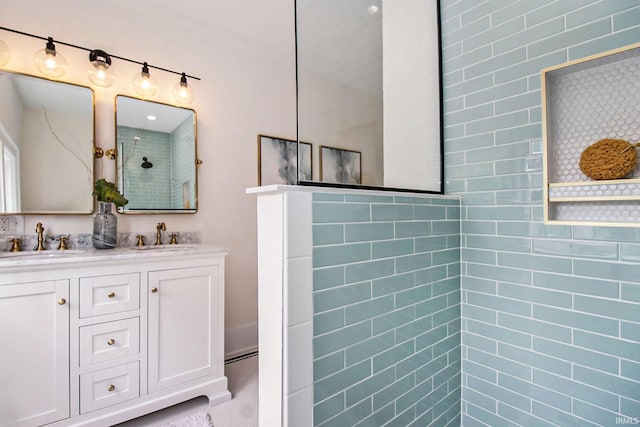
<box><xmin>0</xmin><ymin>25</ymin><xmax>200</xmax><ymax>81</ymax></box>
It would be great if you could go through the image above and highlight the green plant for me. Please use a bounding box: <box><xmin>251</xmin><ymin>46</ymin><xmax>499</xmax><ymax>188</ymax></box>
<box><xmin>93</xmin><ymin>179</ymin><xmax>128</xmax><ymax>208</ymax></box>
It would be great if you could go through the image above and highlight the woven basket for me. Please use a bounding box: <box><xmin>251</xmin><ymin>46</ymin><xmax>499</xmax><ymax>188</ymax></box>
<box><xmin>579</xmin><ymin>138</ymin><xmax>639</xmax><ymax>180</ymax></box>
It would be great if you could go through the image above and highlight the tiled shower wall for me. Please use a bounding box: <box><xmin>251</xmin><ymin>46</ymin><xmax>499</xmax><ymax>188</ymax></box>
<box><xmin>311</xmin><ymin>192</ymin><xmax>461</xmax><ymax>426</ymax></box>
<box><xmin>119</xmin><ymin>121</ymin><xmax>194</xmax><ymax>210</ymax></box>
<box><xmin>440</xmin><ymin>1</ymin><xmax>640</xmax><ymax>426</ymax></box>
<box><xmin>170</xmin><ymin>117</ymin><xmax>196</xmax><ymax>209</ymax></box>
<box><xmin>118</xmin><ymin>126</ymin><xmax>172</xmax><ymax>209</ymax></box>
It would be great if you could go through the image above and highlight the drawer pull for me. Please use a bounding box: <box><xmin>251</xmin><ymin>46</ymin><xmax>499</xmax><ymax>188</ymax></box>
<box><xmin>107</xmin><ymin>292</ymin><xmax>116</xmax><ymax>299</ymax></box>
<box><xmin>107</xmin><ymin>384</ymin><xmax>115</xmax><ymax>392</ymax></box>
<box><xmin>58</xmin><ymin>298</ymin><xmax>66</xmax><ymax>305</ymax></box>
<box><xmin>151</xmin><ymin>287</ymin><xmax>158</xmax><ymax>293</ymax></box>
<box><xmin>107</xmin><ymin>338</ymin><xmax>115</xmax><ymax>346</ymax></box>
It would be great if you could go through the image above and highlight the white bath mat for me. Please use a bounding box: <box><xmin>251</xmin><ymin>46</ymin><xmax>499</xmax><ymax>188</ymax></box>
<box><xmin>157</xmin><ymin>411</ymin><xmax>213</xmax><ymax>427</ymax></box>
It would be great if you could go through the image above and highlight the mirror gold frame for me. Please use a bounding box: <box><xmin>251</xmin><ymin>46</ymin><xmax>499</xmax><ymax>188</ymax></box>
<box><xmin>0</xmin><ymin>70</ymin><xmax>95</xmax><ymax>214</ymax></box>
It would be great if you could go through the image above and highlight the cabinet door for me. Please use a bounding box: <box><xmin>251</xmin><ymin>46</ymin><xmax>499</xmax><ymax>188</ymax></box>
<box><xmin>148</xmin><ymin>265</ymin><xmax>222</xmax><ymax>393</ymax></box>
<box><xmin>0</xmin><ymin>280</ymin><xmax>69</xmax><ymax>427</ymax></box>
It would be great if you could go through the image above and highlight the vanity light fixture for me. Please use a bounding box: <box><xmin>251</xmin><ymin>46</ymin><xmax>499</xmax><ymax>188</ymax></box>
<box><xmin>172</xmin><ymin>72</ymin><xmax>195</xmax><ymax>105</ymax></box>
<box><xmin>0</xmin><ymin>25</ymin><xmax>200</xmax><ymax>103</ymax></box>
<box><xmin>34</xmin><ymin>37</ymin><xmax>67</xmax><ymax>78</ymax></box>
<box><xmin>132</xmin><ymin>62</ymin><xmax>159</xmax><ymax>97</ymax></box>
<box><xmin>87</xmin><ymin>49</ymin><xmax>115</xmax><ymax>87</ymax></box>
<box><xmin>0</xmin><ymin>39</ymin><xmax>11</xmax><ymax>67</ymax></box>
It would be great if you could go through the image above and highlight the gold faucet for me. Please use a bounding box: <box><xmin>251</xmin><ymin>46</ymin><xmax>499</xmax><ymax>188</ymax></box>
<box><xmin>155</xmin><ymin>222</ymin><xmax>166</xmax><ymax>245</ymax></box>
<box><xmin>136</xmin><ymin>234</ymin><xmax>145</xmax><ymax>247</ymax></box>
<box><xmin>35</xmin><ymin>222</ymin><xmax>46</xmax><ymax>251</ymax></box>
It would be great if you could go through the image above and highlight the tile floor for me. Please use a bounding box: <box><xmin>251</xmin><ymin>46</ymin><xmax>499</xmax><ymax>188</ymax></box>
<box><xmin>117</xmin><ymin>354</ymin><xmax>258</xmax><ymax>427</ymax></box>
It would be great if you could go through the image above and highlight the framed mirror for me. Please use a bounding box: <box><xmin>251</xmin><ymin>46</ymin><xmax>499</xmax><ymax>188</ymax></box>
<box><xmin>296</xmin><ymin>0</ymin><xmax>443</xmax><ymax>193</ymax></box>
<box><xmin>0</xmin><ymin>71</ymin><xmax>94</xmax><ymax>214</ymax></box>
<box><xmin>115</xmin><ymin>95</ymin><xmax>197</xmax><ymax>213</ymax></box>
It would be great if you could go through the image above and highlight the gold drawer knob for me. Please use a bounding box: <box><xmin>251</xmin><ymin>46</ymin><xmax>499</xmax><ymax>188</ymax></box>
<box><xmin>58</xmin><ymin>298</ymin><xmax>66</xmax><ymax>305</ymax></box>
<box><xmin>107</xmin><ymin>292</ymin><xmax>116</xmax><ymax>299</ymax></box>
<box><xmin>107</xmin><ymin>384</ymin><xmax>115</xmax><ymax>392</ymax></box>
<box><xmin>107</xmin><ymin>338</ymin><xmax>115</xmax><ymax>346</ymax></box>
<box><xmin>151</xmin><ymin>287</ymin><xmax>158</xmax><ymax>293</ymax></box>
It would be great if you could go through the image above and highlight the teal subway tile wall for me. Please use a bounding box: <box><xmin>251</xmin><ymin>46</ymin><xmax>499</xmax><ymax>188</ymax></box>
<box><xmin>118</xmin><ymin>116</ymin><xmax>194</xmax><ymax>210</ymax></box>
<box><xmin>312</xmin><ymin>193</ymin><xmax>461</xmax><ymax>426</ymax></box>
<box><xmin>170</xmin><ymin>116</ymin><xmax>197</xmax><ymax>209</ymax></box>
<box><xmin>441</xmin><ymin>1</ymin><xmax>640</xmax><ymax>426</ymax></box>
<box><xmin>118</xmin><ymin>126</ymin><xmax>172</xmax><ymax>209</ymax></box>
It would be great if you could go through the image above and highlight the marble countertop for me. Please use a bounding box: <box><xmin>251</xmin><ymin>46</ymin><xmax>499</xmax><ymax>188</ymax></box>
<box><xmin>0</xmin><ymin>243</ymin><xmax>230</xmax><ymax>268</ymax></box>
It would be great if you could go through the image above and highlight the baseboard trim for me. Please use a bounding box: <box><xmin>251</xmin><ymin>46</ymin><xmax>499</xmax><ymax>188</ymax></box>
<box><xmin>225</xmin><ymin>322</ymin><xmax>258</xmax><ymax>358</ymax></box>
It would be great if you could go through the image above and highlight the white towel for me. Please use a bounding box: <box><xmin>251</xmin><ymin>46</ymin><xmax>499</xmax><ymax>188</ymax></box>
<box><xmin>157</xmin><ymin>411</ymin><xmax>213</xmax><ymax>427</ymax></box>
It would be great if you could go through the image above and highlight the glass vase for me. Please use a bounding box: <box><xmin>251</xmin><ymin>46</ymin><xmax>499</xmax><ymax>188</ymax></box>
<box><xmin>92</xmin><ymin>201</ymin><xmax>117</xmax><ymax>249</ymax></box>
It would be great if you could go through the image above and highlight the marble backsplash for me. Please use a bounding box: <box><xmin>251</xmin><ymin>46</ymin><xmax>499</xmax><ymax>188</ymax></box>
<box><xmin>0</xmin><ymin>231</ymin><xmax>201</xmax><ymax>252</ymax></box>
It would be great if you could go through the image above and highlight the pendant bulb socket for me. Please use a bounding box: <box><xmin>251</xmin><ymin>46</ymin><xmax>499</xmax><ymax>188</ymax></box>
<box><xmin>88</xmin><ymin>49</ymin><xmax>115</xmax><ymax>87</ymax></box>
<box><xmin>34</xmin><ymin>37</ymin><xmax>67</xmax><ymax>78</ymax></box>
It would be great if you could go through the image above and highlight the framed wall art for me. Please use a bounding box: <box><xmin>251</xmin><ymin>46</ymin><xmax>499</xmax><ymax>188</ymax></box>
<box><xmin>258</xmin><ymin>135</ymin><xmax>312</xmax><ymax>185</ymax></box>
<box><xmin>320</xmin><ymin>145</ymin><xmax>362</xmax><ymax>185</ymax></box>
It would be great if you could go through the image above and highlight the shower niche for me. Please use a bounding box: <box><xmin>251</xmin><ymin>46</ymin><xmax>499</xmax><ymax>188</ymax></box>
<box><xmin>542</xmin><ymin>41</ymin><xmax>640</xmax><ymax>226</ymax></box>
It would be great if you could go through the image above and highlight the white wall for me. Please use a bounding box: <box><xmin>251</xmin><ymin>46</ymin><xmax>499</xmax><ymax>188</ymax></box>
<box><xmin>0</xmin><ymin>0</ymin><xmax>297</xmax><ymax>354</ymax></box>
<box><xmin>21</xmin><ymin>108</ymin><xmax>93</xmax><ymax>212</ymax></box>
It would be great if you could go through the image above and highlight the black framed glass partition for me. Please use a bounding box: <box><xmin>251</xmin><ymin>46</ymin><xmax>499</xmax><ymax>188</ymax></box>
<box><xmin>295</xmin><ymin>0</ymin><xmax>444</xmax><ymax>193</ymax></box>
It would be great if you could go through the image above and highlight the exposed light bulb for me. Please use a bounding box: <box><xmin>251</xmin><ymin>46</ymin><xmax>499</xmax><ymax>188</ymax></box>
<box><xmin>0</xmin><ymin>40</ymin><xmax>11</xmax><ymax>67</ymax></box>
<box><xmin>132</xmin><ymin>62</ymin><xmax>158</xmax><ymax>97</ymax></box>
<box><xmin>87</xmin><ymin>49</ymin><xmax>115</xmax><ymax>87</ymax></box>
<box><xmin>34</xmin><ymin>37</ymin><xmax>67</xmax><ymax>78</ymax></box>
<box><xmin>172</xmin><ymin>72</ymin><xmax>195</xmax><ymax>105</ymax></box>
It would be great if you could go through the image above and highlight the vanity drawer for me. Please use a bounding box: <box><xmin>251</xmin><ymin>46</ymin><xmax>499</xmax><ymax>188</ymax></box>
<box><xmin>80</xmin><ymin>362</ymin><xmax>140</xmax><ymax>414</ymax></box>
<box><xmin>79</xmin><ymin>273</ymin><xmax>140</xmax><ymax>318</ymax></box>
<box><xmin>79</xmin><ymin>318</ymin><xmax>140</xmax><ymax>366</ymax></box>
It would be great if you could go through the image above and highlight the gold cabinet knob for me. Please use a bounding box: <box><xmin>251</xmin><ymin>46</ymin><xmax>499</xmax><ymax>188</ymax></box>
<box><xmin>107</xmin><ymin>338</ymin><xmax>115</xmax><ymax>346</ymax></box>
<box><xmin>107</xmin><ymin>384</ymin><xmax>115</xmax><ymax>392</ymax></box>
<box><xmin>151</xmin><ymin>287</ymin><xmax>158</xmax><ymax>293</ymax></box>
<box><xmin>58</xmin><ymin>298</ymin><xmax>66</xmax><ymax>305</ymax></box>
<box><xmin>107</xmin><ymin>292</ymin><xmax>116</xmax><ymax>299</ymax></box>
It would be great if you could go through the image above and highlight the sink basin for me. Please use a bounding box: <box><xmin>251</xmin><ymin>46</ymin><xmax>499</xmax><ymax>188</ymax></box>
<box><xmin>128</xmin><ymin>244</ymin><xmax>198</xmax><ymax>251</ymax></box>
<box><xmin>0</xmin><ymin>249</ymin><xmax>86</xmax><ymax>258</ymax></box>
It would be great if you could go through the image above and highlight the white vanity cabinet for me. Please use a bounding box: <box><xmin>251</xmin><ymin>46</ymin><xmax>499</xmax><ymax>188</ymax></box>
<box><xmin>0</xmin><ymin>280</ymin><xmax>70</xmax><ymax>427</ymax></box>
<box><xmin>0</xmin><ymin>245</ymin><xmax>230</xmax><ymax>427</ymax></box>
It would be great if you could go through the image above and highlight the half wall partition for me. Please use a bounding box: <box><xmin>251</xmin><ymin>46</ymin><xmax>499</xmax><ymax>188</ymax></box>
<box><xmin>249</xmin><ymin>185</ymin><xmax>461</xmax><ymax>426</ymax></box>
